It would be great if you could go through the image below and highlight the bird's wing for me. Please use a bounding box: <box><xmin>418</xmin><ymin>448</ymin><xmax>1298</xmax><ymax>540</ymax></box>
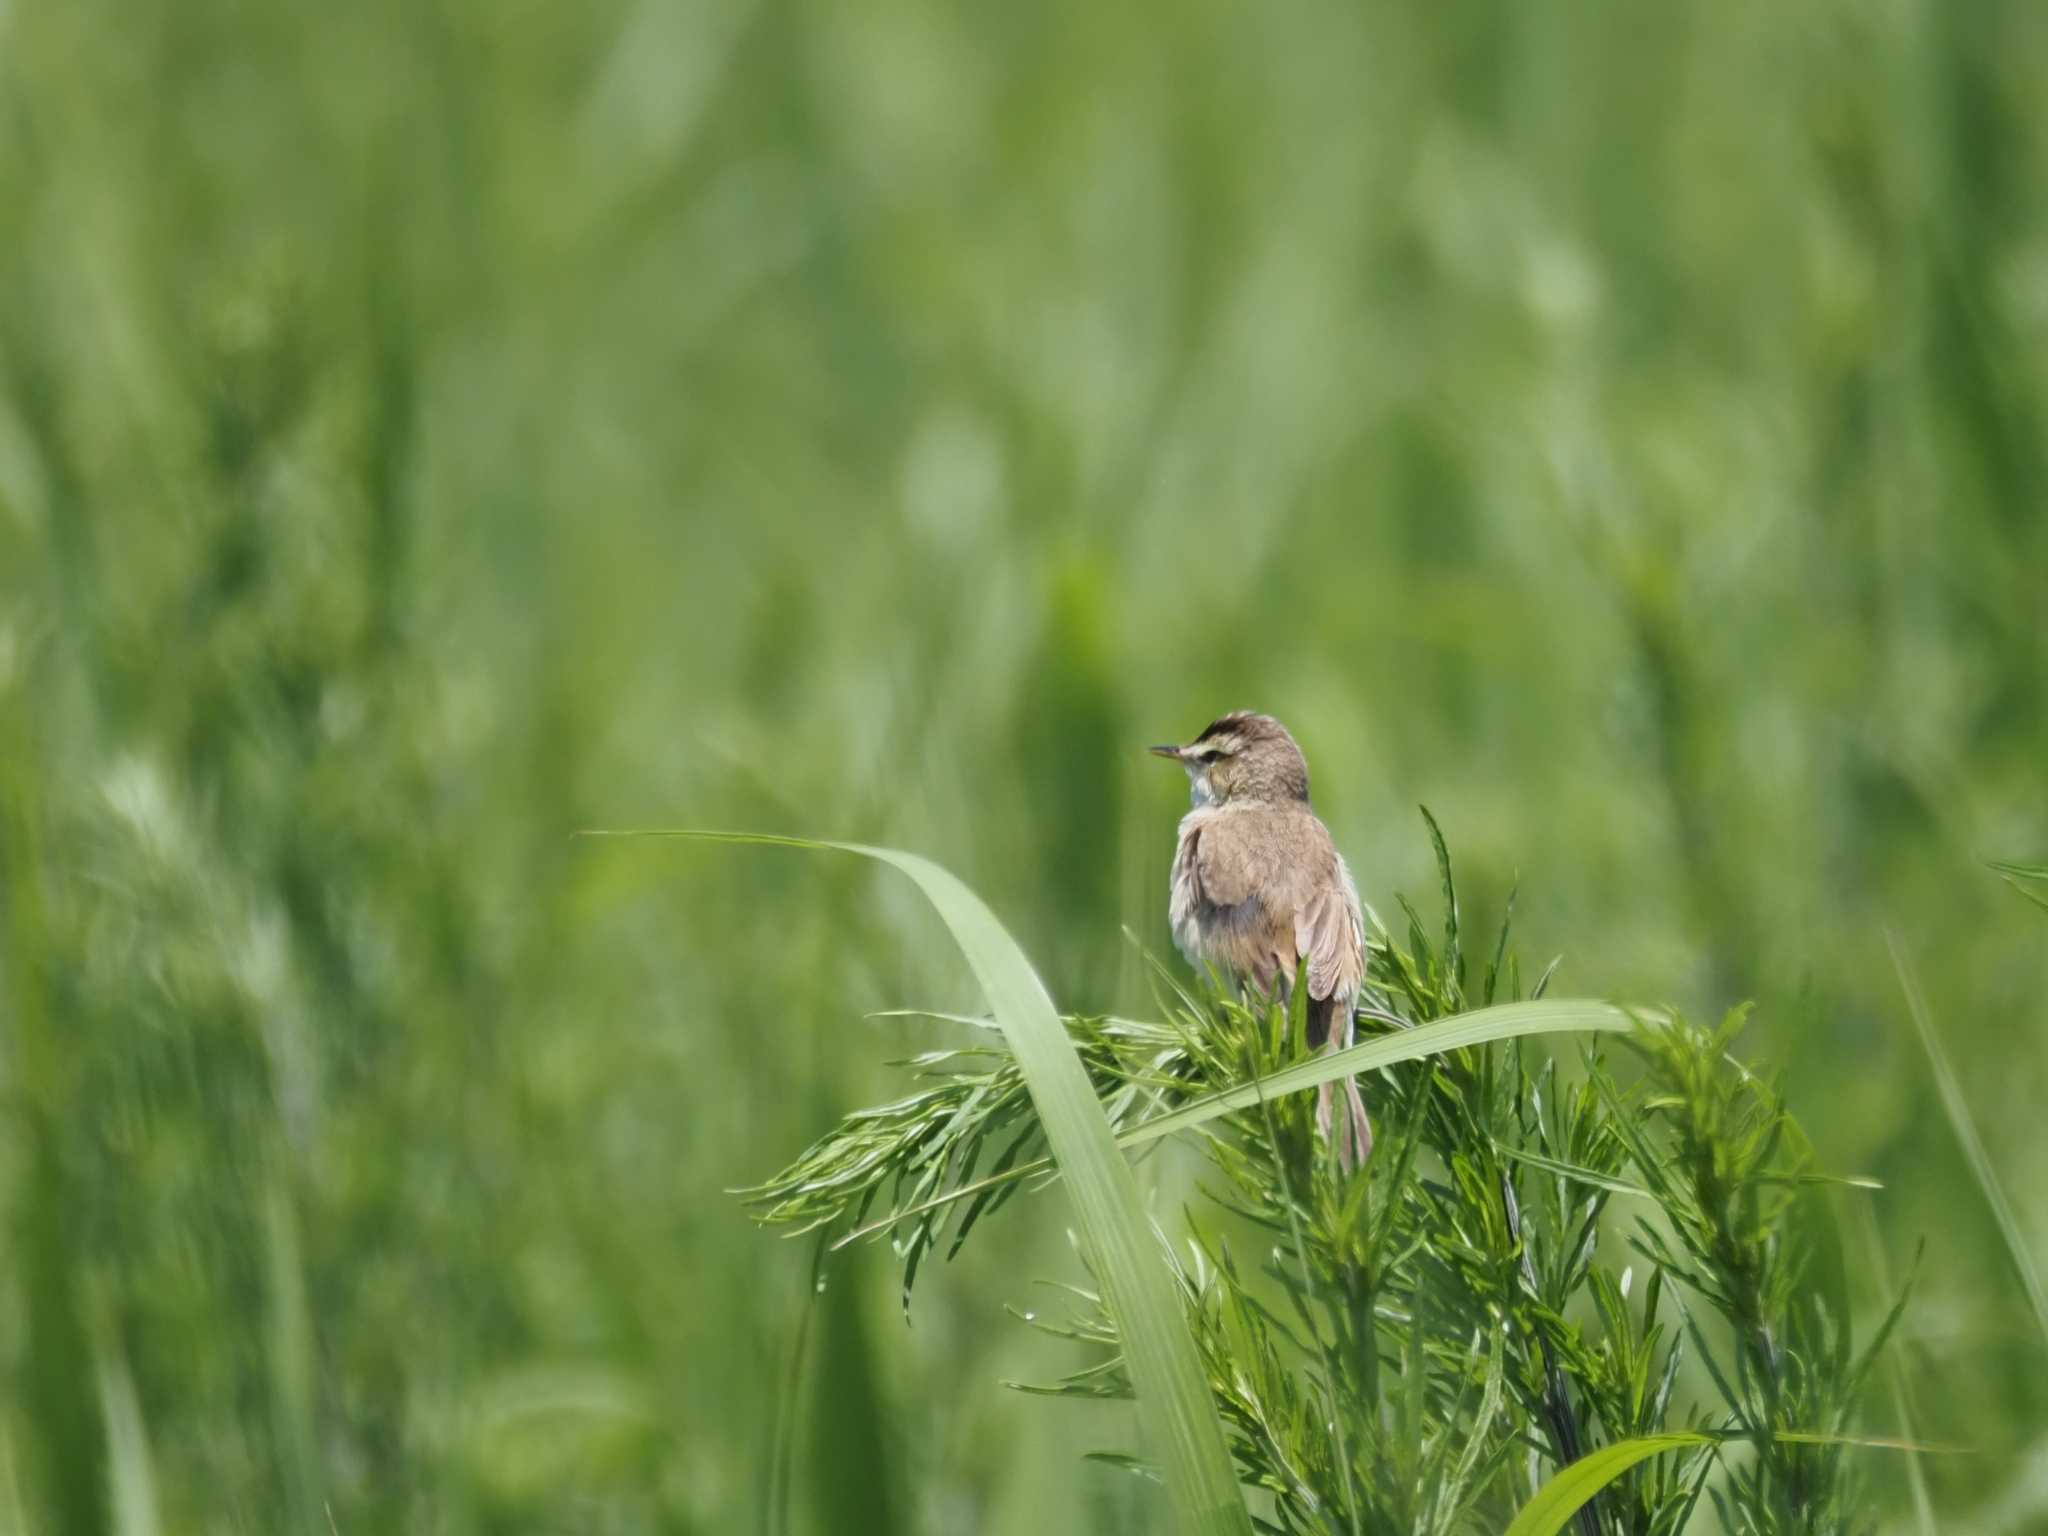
<box><xmin>1295</xmin><ymin>850</ymin><xmax>1365</xmax><ymax>1004</ymax></box>
<box><xmin>1188</xmin><ymin>813</ymin><xmax>1261</xmax><ymax>911</ymax></box>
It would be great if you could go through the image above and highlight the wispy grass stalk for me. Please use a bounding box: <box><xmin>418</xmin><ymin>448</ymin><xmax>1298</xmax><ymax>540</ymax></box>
<box><xmin>1886</xmin><ymin>928</ymin><xmax>2048</xmax><ymax>1350</ymax></box>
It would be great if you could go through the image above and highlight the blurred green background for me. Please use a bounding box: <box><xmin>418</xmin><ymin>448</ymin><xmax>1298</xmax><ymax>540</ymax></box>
<box><xmin>2</xmin><ymin>1</ymin><xmax>2045</xmax><ymax>1531</ymax></box>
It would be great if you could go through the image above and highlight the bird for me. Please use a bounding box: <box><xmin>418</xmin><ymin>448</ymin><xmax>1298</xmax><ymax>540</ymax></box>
<box><xmin>1151</xmin><ymin>711</ymin><xmax>1372</xmax><ymax>1168</ymax></box>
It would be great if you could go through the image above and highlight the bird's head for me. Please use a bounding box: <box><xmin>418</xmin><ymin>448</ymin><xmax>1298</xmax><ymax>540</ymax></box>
<box><xmin>1149</xmin><ymin>711</ymin><xmax>1310</xmax><ymax>806</ymax></box>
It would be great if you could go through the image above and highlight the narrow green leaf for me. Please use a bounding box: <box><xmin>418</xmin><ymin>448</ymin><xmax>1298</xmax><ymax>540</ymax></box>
<box><xmin>1419</xmin><ymin>804</ymin><xmax>1462</xmax><ymax>992</ymax></box>
<box><xmin>1998</xmin><ymin>880</ymin><xmax>2048</xmax><ymax>915</ymax></box>
<box><xmin>264</xmin><ymin>1170</ymin><xmax>321</xmax><ymax>1532</ymax></box>
<box><xmin>1483</xmin><ymin>879</ymin><xmax>1518</xmax><ymax>1006</ymax></box>
<box><xmin>1494</xmin><ymin>1143</ymin><xmax>1653</xmax><ymax>1198</ymax></box>
<box><xmin>1887</xmin><ymin>929</ymin><xmax>2048</xmax><ymax>1348</ymax></box>
<box><xmin>1990</xmin><ymin>860</ymin><xmax>2048</xmax><ymax>914</ymax></box>
<box><xmin>1504</xmin><ymin>1431</ymin><xmax>1950</xmax><ymax>1536</ymax></box>
<box><xmin>1853</xmin><ymin>1204</ymin><xmax>1936</xmax><ymax>1536</ymax></box>
<box><xmin>97</xmin><ymin>1349</ymin><xmax>164</xmax><ymax>1536</ymax></box>
<box><xmin>1495</xmin><ymin>1144</ymin><xmax>1880</xmax><ymax>1198</ymax></box>
<box><xmin>4</xmin><ymin>701</ymin><xmax>109</xmax><ymax>1536</ymax></box>
<box><xmin>1118</xmin><ymin>1000</ymin><xmax>1636</xmax><ymax>1148</ymax></box>
<box><xmin>1439</xmin><ymin>1326</ymin><xmax>1507</xmax><ymax>1517</ymax></box>
<box><xmin>865</xmin><ymin>1008</ymin><xmax>1161</xmax><ymax>1036</ymax></box>
<box><xmin>580</xmin><ymin>829</ymin><xmax>1253</xmax><ymax>1536</ymax></box>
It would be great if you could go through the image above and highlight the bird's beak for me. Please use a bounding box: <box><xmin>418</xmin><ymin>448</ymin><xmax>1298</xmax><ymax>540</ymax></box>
<box><xmin>1148</xmin><ymin>743</ymin><xmax>1186</xmax><ymax>760</ymax></box>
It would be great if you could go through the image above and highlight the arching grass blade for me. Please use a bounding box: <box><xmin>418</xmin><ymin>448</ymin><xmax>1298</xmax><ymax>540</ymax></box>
<box><xmin>1505</xmin><ymin>1431</ymin><xmax>1949</xmax><ymax>1536</ymax></box>
<box><xmin>579</xmin><ymin>829</ymin><xmax>1253</xmax><ymax>1536</ymax></box>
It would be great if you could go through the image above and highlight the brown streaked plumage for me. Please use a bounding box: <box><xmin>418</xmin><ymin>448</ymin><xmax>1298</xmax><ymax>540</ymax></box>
<box><xmin>1150</xmin><ymin>711</ymin><xmax>1371</xmax><ymax>1167</ymax></box>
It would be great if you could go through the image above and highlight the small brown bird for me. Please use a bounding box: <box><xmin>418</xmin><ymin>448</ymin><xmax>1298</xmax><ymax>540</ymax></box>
<box><xmin>1152</xmin><ymin>711</ymin><xmax>1372</xmax><ymax>1167</ymax></box>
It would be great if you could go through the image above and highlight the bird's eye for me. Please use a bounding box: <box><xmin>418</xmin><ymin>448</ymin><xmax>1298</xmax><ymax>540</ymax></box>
<box><xmin>1196</xmin><ymin>748</ymin><xmax>1224</xmax><ymax>764</ymax></box>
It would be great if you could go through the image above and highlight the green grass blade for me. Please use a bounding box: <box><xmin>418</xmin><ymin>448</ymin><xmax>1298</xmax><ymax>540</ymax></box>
<box><xmin>1494</xmin><ymin>1143</ymin><xmax>1655</xmax><ymax>1198</ymax></box>
<box><xmin>1117</xmin><ymin>1000</ymin><xmax>1635</xmax><ymax>1148</ymax></box>
<box><xmin>1990</xmin><ymin>860</ymin><xmax>2048</xmax><ymax>915</ymax></box>
<box><xmin>96</xmin><ymin>1350</ymin><xmax>164</xmax><ymax>1536</ymax></box>
<box><xmin>581</xmin><ymin>829</ymin><xmax>1252</xmax><ymax>1536</ymax></box>
<box><xmin>1494</xmin><ymin>1144</ymin><xmax>1880</xmax><ymax>1197</ymax></box>
<box><xmin>1886</xmin><ymin>929</ymin><xmax>2048</xmax><ymax>1348</ymax></box>
<box><xmin>1504</xmin><ymin>1431</ymin><xmax>1949</xmax><ymax>1536</ymax></box>
<box><xmin>4</xmin><ymin>702</ymin><xmax>109</xmax><ymax>1536</ymax></box>
<box><xmin>1503</xmin><ymin>1434</ymin><xmax>1706</xmax><ymax>1536</ymax></box>
<box><xmin>1853</xmin><ymin>1203</ymin><xmax>1936</xmax><ymax>1536</ymax></box>
<box><xmin>263</xmin><ymin>1170</ymin><xmax>321</xmax><ymax>1533</ymax></box>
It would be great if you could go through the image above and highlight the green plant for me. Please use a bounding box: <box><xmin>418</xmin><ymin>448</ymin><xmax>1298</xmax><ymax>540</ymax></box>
<box><xmin>746</xmin><ymin>821</ymin><xmax>1913</xmax><ymax>1533</ymax></box>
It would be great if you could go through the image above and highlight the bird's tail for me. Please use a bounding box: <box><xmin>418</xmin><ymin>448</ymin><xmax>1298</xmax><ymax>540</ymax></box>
<box><xmin>1311</xmin><ymin>994</ymin><xmax>1373</xmax><ymax>1172</ymax></box>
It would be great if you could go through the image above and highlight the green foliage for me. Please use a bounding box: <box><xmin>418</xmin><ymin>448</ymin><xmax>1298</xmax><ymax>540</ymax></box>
<box><xmin>1609</xmin><ymin>1015</ymin><xmax>1912</xmax><ymax>1532</ymax></box>
<box><xmin>747</xmin><ymin>998</ymin><xmax>1635</xmax><ymax>1297</ymax></box>
<box><xmin>753</xmin><ymin>828</ymin><xmax>1909</xmax><ymax>1532</ymax></box>
<box><xmin>1</xmin><ymin>0</ymin><xmax>2042</xmax><ymax>1529</ymax></box>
